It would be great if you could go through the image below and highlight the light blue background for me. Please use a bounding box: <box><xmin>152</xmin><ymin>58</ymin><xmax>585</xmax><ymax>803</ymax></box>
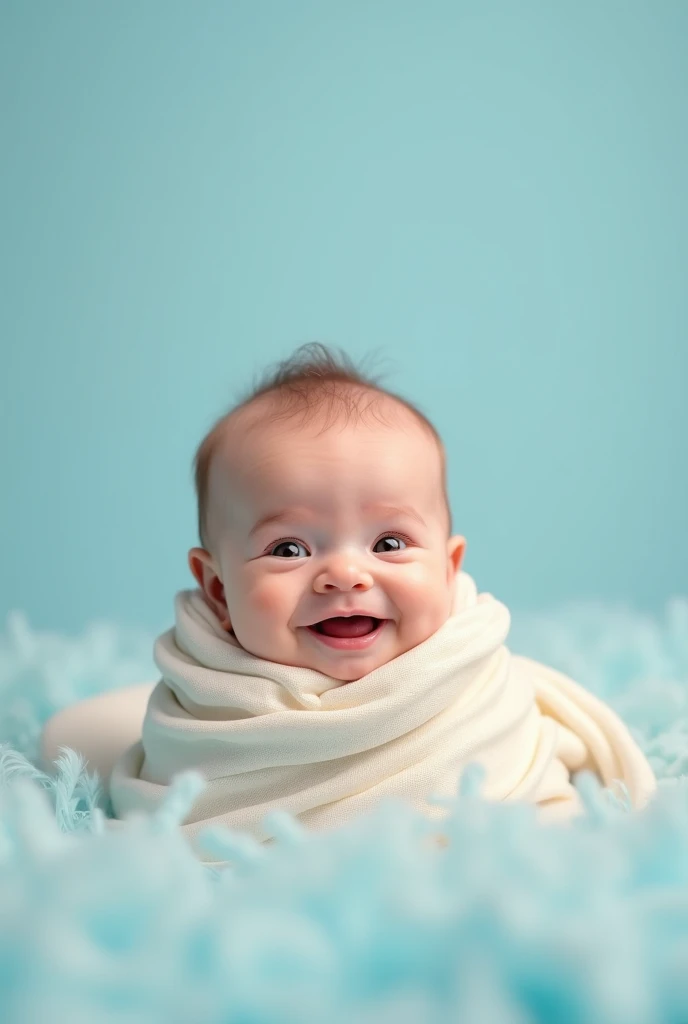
<box><xmin>2</xmin><ymin>1</ymin><xmax>686</xmax><ymax>634</ymax></box>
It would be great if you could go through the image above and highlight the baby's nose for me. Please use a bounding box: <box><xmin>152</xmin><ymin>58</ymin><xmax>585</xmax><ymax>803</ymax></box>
<box><xmin>313</xmin><ymin>555</ymin><xmax>374</xmax><ymax>593</ymax></box>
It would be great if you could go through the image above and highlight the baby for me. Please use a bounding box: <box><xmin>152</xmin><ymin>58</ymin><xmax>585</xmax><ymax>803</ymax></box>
<box><xmin>42</xmin><ymin>344</ymin><xmax>656</xmax><ymax>860</ymax></box>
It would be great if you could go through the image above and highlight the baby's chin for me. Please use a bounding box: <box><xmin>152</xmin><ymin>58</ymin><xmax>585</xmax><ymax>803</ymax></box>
<box><xmin>311</xmin><ymin>656</ymin><xmax>384</xmax><ymax>683</ymax></box>
<box><xmin>294</xmin><ymin>643</ymin><xmax>391</xmax><ymax>683</ymax></box>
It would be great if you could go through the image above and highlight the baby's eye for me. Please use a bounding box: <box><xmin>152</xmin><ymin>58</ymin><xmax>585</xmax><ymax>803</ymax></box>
<box><xmin>373</xmin><ymin>535</ymin><xmax>407</xmax><ymax>553</ymax></box>
<box><xmin>269</xmin><ymin>540</ymin><xmax>309</xmax><ymax>558</ymax></box>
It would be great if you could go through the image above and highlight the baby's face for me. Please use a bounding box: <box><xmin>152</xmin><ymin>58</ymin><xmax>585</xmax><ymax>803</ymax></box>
<box><xmin>192</xmin><ymin>408</ymin><xmax>465</xmax><ymax>682</ymax></box>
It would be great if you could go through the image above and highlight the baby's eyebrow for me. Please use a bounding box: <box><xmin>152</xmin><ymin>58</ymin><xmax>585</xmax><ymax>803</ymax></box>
<box><xmin>249</xmin><ymin>502</ymin><xmax>427</xmax><ymax>538</ymax></box>
<box><xmin>249</xmin><ymin>507</ymin><xmax>314</xmax><ymax>538</ymax></box>
<box><xmin>362</xmin><ymin>502</ymin><xmax>427</xmax><ymax>527</ymax></box>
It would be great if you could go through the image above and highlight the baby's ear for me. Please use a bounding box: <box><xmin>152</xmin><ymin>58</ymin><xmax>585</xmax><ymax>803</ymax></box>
<box><xmin>446</xmin><ymin>535</ymin><xmax>466</xmax><ymax>583</ymax></box>
<box><xmin>187</xmin><ymin>548</ymin><xmax>232</xmax><ymax>631</ymax></box>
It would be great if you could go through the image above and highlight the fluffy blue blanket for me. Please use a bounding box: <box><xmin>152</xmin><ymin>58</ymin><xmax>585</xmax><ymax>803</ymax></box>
<box><xmin>1</xmin><ymin>597</ymin><xmax>688</xmax><ymax>1022</ymax></box>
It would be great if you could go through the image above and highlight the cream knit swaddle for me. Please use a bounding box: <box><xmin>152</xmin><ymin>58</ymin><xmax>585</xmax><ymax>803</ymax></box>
<box><xmin>110</xmin><ymin>572</ymin><xmax>656</xmax><ymax>860</ymax></box>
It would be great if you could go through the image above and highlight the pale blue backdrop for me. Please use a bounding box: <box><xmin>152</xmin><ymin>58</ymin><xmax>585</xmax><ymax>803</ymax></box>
<box><xmin>2</xmin><ymin>1</ymin><xmax>686</xmax><ymax>634</ymax></box>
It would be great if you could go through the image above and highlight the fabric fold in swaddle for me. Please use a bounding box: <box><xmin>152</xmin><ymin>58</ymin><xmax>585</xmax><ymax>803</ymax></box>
<box><xmin>110</xmin><ymin>572</ymin><xmax>656</xmax><ymax>860</ymax></box>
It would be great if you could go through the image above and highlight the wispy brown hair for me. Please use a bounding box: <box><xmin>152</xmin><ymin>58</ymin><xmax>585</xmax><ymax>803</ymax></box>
<box><xmin>192</xmin><ymin>343</ymin><xmax>449</xmax><ymax>548</ymax></box>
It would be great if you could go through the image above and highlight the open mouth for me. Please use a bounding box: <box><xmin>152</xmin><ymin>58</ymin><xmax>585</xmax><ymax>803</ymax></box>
<box><xmin>306</xmin><ymin>616</ymin><xmax>386</xmax><ymax>650</ymax></box>
<box><xmin>309</xmin><ymin>615</ymin><xmax>380</xmax><ymax>638</ymax></box>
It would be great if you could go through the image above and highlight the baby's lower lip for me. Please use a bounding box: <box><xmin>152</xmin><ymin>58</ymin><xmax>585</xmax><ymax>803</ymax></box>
<box><xmin>305</xmin><ymin>620</ymin><xmax>388</xmax><ymax>651</ymax></box>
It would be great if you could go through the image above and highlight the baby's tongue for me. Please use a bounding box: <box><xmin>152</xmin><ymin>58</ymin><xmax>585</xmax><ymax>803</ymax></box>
<box><xmin>318</xmin><ymin>616</ymin><xmax>377</xmax><ymax>638</ymax></box>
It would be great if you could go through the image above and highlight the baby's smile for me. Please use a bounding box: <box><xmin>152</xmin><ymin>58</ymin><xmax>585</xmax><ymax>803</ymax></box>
<box><xmin>189</xmin><ymin>396</ymin><xmax>465</xmax><ymax>681</ymax></box>
<box><xmin>304</xmin><ymin>614</ymin><xmax>389</xmax><ymax>655</ymax></box>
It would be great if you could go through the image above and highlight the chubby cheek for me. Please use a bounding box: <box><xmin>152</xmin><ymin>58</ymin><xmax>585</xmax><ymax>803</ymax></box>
<box><xmin>241</xmin><ymin>572</ymin><xmax>296</xmax><ymax>626</ymax></box>
<box><xmin>394</xmin><ymin>572</ymin><xmax>453</xmax><ymax>643</ymax></box>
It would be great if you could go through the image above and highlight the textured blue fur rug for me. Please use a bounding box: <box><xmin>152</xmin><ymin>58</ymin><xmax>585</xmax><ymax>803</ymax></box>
<box><xmin>1</xmin><ymin>597</ymin><xmax>688</xmax><ymax>1023</ymax></box>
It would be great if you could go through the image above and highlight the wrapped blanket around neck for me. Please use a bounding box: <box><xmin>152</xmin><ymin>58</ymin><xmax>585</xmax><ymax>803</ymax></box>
<box><xmin>109</xmin><ymin>572</ymin><xmax>656</xmax><ymax>860</ymax></box>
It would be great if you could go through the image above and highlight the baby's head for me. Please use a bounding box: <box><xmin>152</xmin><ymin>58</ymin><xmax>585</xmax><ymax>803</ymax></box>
<box><xmin>188</xmin><ymin>345</ymin><xmax>465</xmax><ymax>682</ymax></box>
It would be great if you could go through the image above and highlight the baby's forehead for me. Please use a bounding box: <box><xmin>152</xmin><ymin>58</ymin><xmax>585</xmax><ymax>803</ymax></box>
<box><xmin>207</xmin><ymin>397</ymin><xmax>444</xmax><ymax>518</ymax></box>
